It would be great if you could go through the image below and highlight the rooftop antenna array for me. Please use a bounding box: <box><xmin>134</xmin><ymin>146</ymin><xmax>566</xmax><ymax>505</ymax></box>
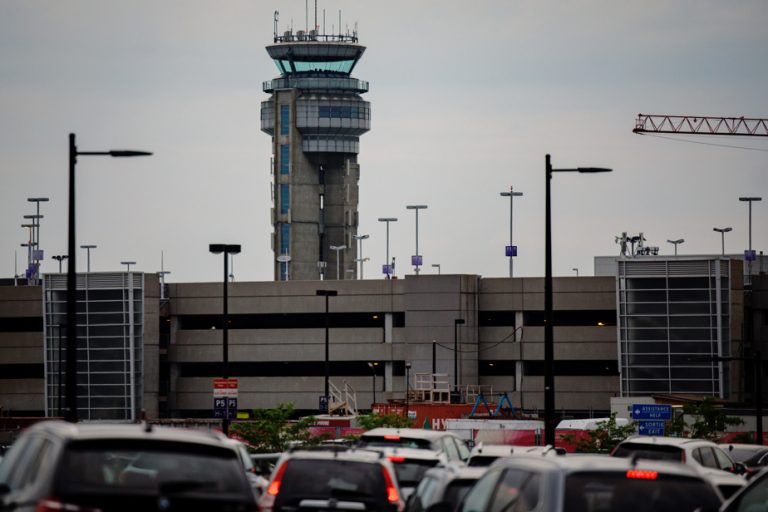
<box><xmin>273</xmin><ymin>11</ymin><xmax>279</xmax><ymax>41</ymax></box>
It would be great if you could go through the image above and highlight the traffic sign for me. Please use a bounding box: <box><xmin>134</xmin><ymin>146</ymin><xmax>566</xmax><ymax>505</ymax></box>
<box><xmin>319</xmin><ymin>395</ymin><xmax>328</xmax><ymax>413</ymax></box>
<box><xmin>637</xmin><ymin>420</ymin><xmax>666</xmax><ymax>436</ymax></box>
<box><xmin>382</xmin><ymin>264</ymin><xmax>392</xmax><ymax>275</ymax></box>
<box><xmin>745</xmin><ymin>249</ymin><xmax>757</xmax><ymax>262</ymax></box>
<box><xmin>411</xmin><ymin>255</ymin><xmax>423</xmax><ymax>266</ymax></box>
<box><xmin>505</xmin><ymin>245</ymin><xmax>518</xmax><ymax>257</ymax></box>
<box><xmin>631</xmin><ymin>404</ymin><xmax>672</xmax><ymax>421</ymax></box>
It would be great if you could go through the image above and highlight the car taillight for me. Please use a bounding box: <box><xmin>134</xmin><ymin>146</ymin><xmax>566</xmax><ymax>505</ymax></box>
<box><xmin>267</xmin><ymin>460</ymin><xmax>289</xmax><ymax>496</ymax></box>
<box><xmin>680</xmin><ymin>451</ymin><xmax>686</xmax><ymax>463</ymax></box>
<box><xmin>388</xmin><ymin>456</ymin><xmax>405</xmax><ymax>462</ymax></box>
<box><xmin>626</xmin><ymin>470</ymin><xmax>658</xmax><ymax>480</ymax></box>
<box><xmin>36</xmin><ymin>498</ymin><xmax>102</xmax><ymax>512</ymax></box>
<box><xmin>384</xmin><ymin>435</ymin><xmax>401</xmax><ymax>440</ymax></box>
<box><xmin>381</xmin><ymin>466</ymin><xmax>400</xmax><ymax>504</ymax></box>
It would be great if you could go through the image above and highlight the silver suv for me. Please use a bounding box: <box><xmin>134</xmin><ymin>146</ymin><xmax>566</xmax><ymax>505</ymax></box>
<box><xmin>611</xmin><ymin>436</ymin><xmax>747</xmax><ymax>498</ymax></box>
<box><xmin>357</xmin><ymin>428</ymin><xmax>470</xmax><ymax>464</ymax></box>
<box><xmin>258</xmin><ymin>446</ymin><xmax>405</xmax><ymax>512</ymax></box>
<box><xmin>0</xmin><ymin>420</ymin><xmax>256</xmax><ymax>512</ymax></box>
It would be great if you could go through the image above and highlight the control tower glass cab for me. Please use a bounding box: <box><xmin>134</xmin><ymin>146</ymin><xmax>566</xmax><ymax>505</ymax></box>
<box><xmin>261</xmin><ymin>28</ymin><xmax>370</xmax><ymax>281</ymax></box>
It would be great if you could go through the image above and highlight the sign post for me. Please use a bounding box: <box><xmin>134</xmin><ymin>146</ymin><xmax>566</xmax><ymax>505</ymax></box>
<box><xmin>632</xmin><ymin>404</ymin><xmax>672</xmax><ymax>436</ymax></box>
<box><xmin>213</xmin><ymin>378</ymin><xmax>239</xmax><ymax>422</ymax></box>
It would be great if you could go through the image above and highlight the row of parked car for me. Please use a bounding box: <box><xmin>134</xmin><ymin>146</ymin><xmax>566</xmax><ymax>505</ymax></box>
<box><xmin>2</xmin><ymin>421</ymin><xmax>768</xmax><ymax>512</ymax></box>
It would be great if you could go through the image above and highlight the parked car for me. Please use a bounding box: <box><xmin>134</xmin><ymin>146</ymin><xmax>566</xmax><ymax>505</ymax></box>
<box><xmin>0</xmin><ymin>420</ymin><xmax>257</xmax><ymax>512</ymax></box>
<box><xmin>721</xmin><ymin>463</ymin><xmax>768</xmax><ymax>511</ymax></box>
<box><xmin>455</xmin><ymin>453</ymin><xmax>723</xmax><ymax>512</ymax></box>
<box><xmin>223</xmin><ymin>438</ymin><xmax>270</xmax><ymax>496</ymax></box>
<box><xmin>364</xmin><ymin>447</ymin><xmax>447</xmax><ymax>500</ymax></box>
<box><xmin>611</xmin><ymin>436</ymin><xmax>747</xmax><ymax>498</ymax></box>
<box><xmin>258</xmin><ymin>446</ymin><xmax>405</xmax><ymax>512</ymax></box>
<box><xmin>467</xmin><ymin>443</ymin><xmax>564</xmax><ymax>467</ymax></box>
<box><xmin>357</xmin><ymin>428</ymin><xmax>470</xmax><ymax>464</ymax></box>
<box><xmin>405</xmin><ymin>465</ymin><xmax>486</xmax><ymax>512</ymax></box>
<box><xmin>722</xmin><ymin>443</ymin><xmax>768</xmax><ymax>479</ymax></box>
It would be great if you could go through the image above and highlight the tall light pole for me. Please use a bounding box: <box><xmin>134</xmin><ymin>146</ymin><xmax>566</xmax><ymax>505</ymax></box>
<box><xmin>52</xmin><ymin>255</ymin><xmax>68</xmax><ymax>273</ymax></box>
<box><xmin>209</xmin><ymin>243</ymin><xmax>241</xmax><ymax>435</ymax></box>
<box><xmin>368</xmin><ymin>362</ymin><xmax>377</xmax><ymax>406</ymax></box>
<box><xmin>120</xmin><ymin>261</ymin><xmax>136</xmax><ymax>272</ymax></box>
<box><xmin>740</xmin><ymin>197</ymin><xmax>762</xmax><ymax>285</ymax></box>
<box><xmin>316</xmin><ymin>289</ymin><xmax>338</xmax><ymax>410</ymax></box>
<box><xmin>353</xmin><ymin>234</ymin><xmax>369</xmax><ymax>279</ymax></box>
<box><xmin>330</xmin><ymin>245</ymin><xmax>346</xmax><ymax>280</ymax></box>
<box><xmin>500</xmin><ymin>187</ymin><xmax>523</xmax><ymax>277</ymax></box>
<box><xmin>406</xmin><ymin>205</ymin><xmax>428</xmax><ymax>275</ymax></box>
<box><xmin>80</xmin><ymin>245</ymin><xmax>97</xmax><ymax>272</ymax></box>
<box><xmin>453</xmin><ymin>319</ymin><xmax>465</xmax><ymax>393</ymax></box>
<box><xmin>66</xmin><ymin>133</ymin><xmax>151</xmax><ymax>423</ymax></box>
<box><xmin>572</xmin><ymin>268</ymin><xmax>579</xmax><ymax>277</ymax></box>
<box><xmin>713</xmin><ymin>227</ymin><xmax>733</xmax><ymax>256</ymax></box>
<box><xmin>378</xmin><ymin>217</ymin><xmax>397</xmax><ymax>278</ymax></box>
<box><xmin>667</xmin><ymin>238</ymin><xmax>684</xmax><ymax>256</ymax></box>
<box><xmin>544</xmin><ymin>154</ymin><xmax>612</xmax><ymax>446</ymax></box>
<box><xmin>27</xmin><ymin>197</ymin><xmax>49</xmax><ymax>279</ymax></box>
<box><xmin>405</xmin><ymin>361</ymin><xmax>412</xmax><ymax>420</ymax></box>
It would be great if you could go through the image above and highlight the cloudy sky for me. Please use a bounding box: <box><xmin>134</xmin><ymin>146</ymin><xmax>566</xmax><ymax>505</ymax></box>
<box><xmin>1</xmin><ymin>0</ymin><xmax>766</xmax><ymax>283</ymax></box>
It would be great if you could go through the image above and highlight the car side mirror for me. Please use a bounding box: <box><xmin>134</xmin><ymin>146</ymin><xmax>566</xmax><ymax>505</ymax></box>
<box><xmin>734</xmin><ymin>462</ymin><xmax>747</xmax><ymax>475</ymax></box>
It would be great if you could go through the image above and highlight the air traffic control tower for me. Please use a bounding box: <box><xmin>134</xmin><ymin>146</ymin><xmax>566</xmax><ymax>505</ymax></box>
<box><xmin>261</xmin><ymin>21</ymin><xmax>370</xmax><ymax>281</ymax></box>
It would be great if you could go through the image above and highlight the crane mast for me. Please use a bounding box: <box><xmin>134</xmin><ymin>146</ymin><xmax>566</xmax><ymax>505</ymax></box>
<box><xmin>634</xmin><ymin>114</ymin><xmax>768</xmax><ymax>137</ymax></box>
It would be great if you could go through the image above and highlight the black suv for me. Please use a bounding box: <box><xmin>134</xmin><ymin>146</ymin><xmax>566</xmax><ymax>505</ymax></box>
<box><xmin>259</xmin><ymin>447</ymin><xmax>404</xmax><ymax>512</ymax></box>
<box><xmin>0</xmin><ymin>420</ymin><xmax>256</xmax><ymax>512</ymax></box>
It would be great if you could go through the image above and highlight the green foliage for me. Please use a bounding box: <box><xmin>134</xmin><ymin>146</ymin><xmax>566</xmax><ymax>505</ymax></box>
<box><xmin>561</xmin><ymin>413</ymin><xmax>637</xmax><ymax>453</ymax></box>
<box><xmin>666</xmin><ymin>397</ymin><xmax>744</xmax><ymax>441</ymax></box>
<box><xmin>231</xmin><ymin>403</ymin><xmax>323</xmax><ymax>453</ymax></box>
<box><xmin>356</xmin><ymin>412</ymin><xmax>413</xmax><ymax>431</ymax></box>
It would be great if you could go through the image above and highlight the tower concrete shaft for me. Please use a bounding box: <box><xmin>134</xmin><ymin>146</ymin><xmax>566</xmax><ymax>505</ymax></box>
<box><xmin>262</xmin><ymin>28</ymin><xmax>370</xmax><ymax>281</ymax></box>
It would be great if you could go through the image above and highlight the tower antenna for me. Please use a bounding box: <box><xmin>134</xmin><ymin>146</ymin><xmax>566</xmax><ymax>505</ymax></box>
<box><xmin>323</xmin><ymin>9</ymin><xmax>326</xmax><ymax>35</ymax></box>
<box><xmin>338</xmin><ymin>10</ymin><xmax>341</xmax><ymax>36</ymax></box>
<box><xmin>305</xmin><ymin>0</ymin><xmax>308</xmax><ymax>32</ymax></box>
<box><xmin>273</xmin><ymin>11</ymin><xmax>279</xmax><ymax>41</ymax></box>
<box><xmin>314</xmin><ymin>0</ymin><xmax>318</xmax><ymax>31</ymax></box>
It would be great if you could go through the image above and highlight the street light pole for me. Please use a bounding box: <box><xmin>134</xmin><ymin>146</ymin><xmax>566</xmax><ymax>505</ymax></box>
<box><xmin>316</xmin><ymin>290</ymin><xmax>338</xmax><ymax>411</ymax></box>
<box><xmin>354</xmin><ymin>234</ymin><xmax>369</xmax><ymax>279</ymax></box>
<box><xmin>739</xmin><ymin>197</ymin><xmax>762</xmax><ymax>285</ymax></box>
<box><xmin>378</xmin><ymin>217</ymin><xmax>397</xmax><ymax>278</ymax></box>
<box><xmin>27</xmin><ymin>197</ymin><xmax>48</xmax><ymax>281</ymax></box>
<box><xmin>368</xmin><ymin>362</ymin><xmax>377</xmax><ymax>406</ymax></box>
<box><xmin>713</xmin><ymin>227</ymin><xmax>733</xmax><ymax>256</ymax></box>
<box><xmin>667</xmin><ymin>239</ymin><xmax>684</xmax><ymax>256</ymax></box>
<box><xmin>52</xmin><ymin>255</ymin><xmax>68</xmax><ymax>273</ymax></box>
<box><xmin>120</xmin><ymin>261</ymin><xmax>136</xmax><ymax>272</ymax></box>
<box><xmin>500</xmin><ymin>187</ymin><xmax>523</xmax><ymax>277</ymax></box>
<box><xmin>330</xmin><ymin>245</ymin><xmax>346</xmax><ymax>280</ymax></box>
<box><xmin>572</xmin><ymin>268</ymin><xmax>579</xmax><ymax>277</ymax></box>
<box><xmin>406</xmin><ymin>205</ymin><xmax>428</xmax><ymax>275</ymax></box>
<box><xmin>544</xmin><ymin>153</ymin><xmax>612</xmax><ymax>446</ymax></box>
<box><xmin>66</xmin><ymin>133</ymin><xmax>151</xmax><ymax>423</ymax></box>
<box><xmin>80</xmin><ymin>245</ymin><xmax>97</xmax><ymax>272</ymax></box>
<box><xmin>209</xmin><ymin>244</ymin><xmax>241</xmax><ymax>435</ymax></box>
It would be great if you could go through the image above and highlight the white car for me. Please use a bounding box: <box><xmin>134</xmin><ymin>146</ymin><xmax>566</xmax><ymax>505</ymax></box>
<box><xmin>362</xmin><ymin>446</ymin><xmax>448</xmax><ymax>500</ymax></box>
<box><xmin>611</xmin><ymin>436</ymin><xmax>747</xmax><ymax>499</ymax></box>
<box><xmin>467</xmin><ymin>443</ymin><xmax>564</xmax><ymax>467</ymax></box>
<box><xmin>357</xmin><ymin>428</ymin><xmax>470</xmax><ymax>465</ymax></box>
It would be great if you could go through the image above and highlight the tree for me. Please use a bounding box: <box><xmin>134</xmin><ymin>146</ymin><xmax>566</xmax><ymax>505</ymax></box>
<box><xmin>561</xmin><ymin>414</ymin><xmax>637</xmax><ymax>453</ymax></box>
<box><xmin>231</xmin><ymin>403</ymin><xmax>324</xmax><ymax>453</ymax></box>
<box><xmin>666</xmin><ymin>397</ymin><xmax>744</xmax><ymax>441</ymax></box>
<box><xmin>355</xmin><ymin>412</ymin><xmax>413</xmax><ymax>431</ymax></box>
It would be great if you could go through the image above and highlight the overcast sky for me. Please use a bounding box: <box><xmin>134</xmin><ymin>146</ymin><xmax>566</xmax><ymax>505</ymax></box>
<box><xmin>1</xmin><ymin>0</ymin><xmax>766</xmax><ymax>283</ymax></box>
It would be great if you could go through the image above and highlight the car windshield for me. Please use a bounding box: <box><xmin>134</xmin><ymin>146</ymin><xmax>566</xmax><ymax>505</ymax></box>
<box><xmin>467</xmin><ymin>455</ymin><xmax>499</xmax><ymax>467</ymax></box>
<box><xmin>275</xmin><ymin>459</ymin><xmax>386</xmax><ymax>506</ymax></box>
<box><xmin>391</xmin><ymin>460</ymin><xmax>440</xmax><ymax>487</ymax></box>
<box><xmin>56</xmin><ymin>439</ymin><xmax>247</xmax><ymax>495</ymax></box>
<box><xmin>358</xmin><ymin>436</ymin><xmax>434</xmax><ymax>450</ymax></box>
<box><xmin>729</xmin><ymin>447</ymin><xmax>768</xmax><ymax>466</ymax></box>
<box><xmin>611</xmin><ymin>444</ymin><xmax>684</xmax><ymax>462</ymax></box>
<box><xmin>564</xmin><ymin>471</ymin><xmax>721</xmax><ymax>512</ymax></box>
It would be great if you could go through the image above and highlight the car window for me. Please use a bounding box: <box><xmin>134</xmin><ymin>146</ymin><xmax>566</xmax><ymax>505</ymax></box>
<box><xmin>612</xmin><ymin>443</ymin><xmax>683</xmax><ymax>462</ymax></box>
<box><xmin>461</xmin><ymin>469</ymin><xmax>503</xmax><ymax>512</ymax></box>
<box><xmin>359</xmin><ymin>436</ymin><xmax>433</xmax><ymax>450</ymax></box>
<box><xmin>392</xmin><ymin>459</ymin><xmax>440</xmax><ymax>487</ymax></box>
<box><xmin>728</xmin><ymin>472</ymin><xmax>768</xmax><ymax>512</ymax></box>
<box><xmin>443</xmin><ymin>479</ymin><xmax>479</xmax><ymax>509</ymax></box>
<box><xmin>456</xmin><ymin>440</ymin><xmax>471</xmax><ymax>461</ymax></box>
<box><xmin>56</xmin><ymin>440</ymin><xmax>248</xmax><ymax>495</ymax></box>
<box><xmin>698</xmin><ymin>447</ymin><xmax>718</xmax><ymax>468</ymax></box>
<box><xmin>488</xmin><ymin>469</ymin><xmax>539</xmax><ymax>512</ymax></box>
<box><xmin>468</xmin><ymin>456</ymin><xmax>500</xmax><ymax>467</ymax></box>
<box><xmin>565</xmin><ymin>471</ymin><xmax>720</xmax><ymax>512</ymax></box>
<box><xmin>6</xmin><ymin>436</ymin><xmax>46</xmax><ymax>490</ymax></box>
<box><xmin>408</xmin><ymin>476</ymin><xmax>439</xmax><ymax>512</ymax></box>
<box><xmin>442</xmin><ymin>437</ymin><xmax>460</xmax><ymax>461</ymax></box>
<box><xmin>0</xmin><ymin>436</ymin><xmax>32</xmax><ymax>489</ymax></box>
<box><xmin>713</xmin><ymin>447</ymin><xmax>735</xmax><ymax>471</ymax></box>
<box><xmin>693</xmin><ymin>448</ymin><xmax>705</xmax><ymax>465</ymax></box>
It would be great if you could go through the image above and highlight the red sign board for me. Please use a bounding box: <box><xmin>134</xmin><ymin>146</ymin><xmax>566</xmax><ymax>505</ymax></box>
<box><xmin>213</xmin><ymin>378</ymin><xmax>238</xmax><ymax>398</ymax></box>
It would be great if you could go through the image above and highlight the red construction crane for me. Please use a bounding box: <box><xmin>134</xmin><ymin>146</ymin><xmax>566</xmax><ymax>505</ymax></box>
<box><xmin>633</xmin><ymin>114</ymin><xmax>768</xmax><ymax>137</ymax></box>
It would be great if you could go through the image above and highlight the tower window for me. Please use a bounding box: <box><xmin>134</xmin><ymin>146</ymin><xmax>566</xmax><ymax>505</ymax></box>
<box><xmin>280</xmin><ymin>144</ymin><xmax>290</xmax><ymax>174</ymax></box>
<box><xmin>280</xmin><ymin>184</ymin><xmax>290</xmax><ymax>214</ymax></box>
<box><xmin>280</xmin><ymin>105</ymin><xmax>290</xmax><ymax>135</ymax></box>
